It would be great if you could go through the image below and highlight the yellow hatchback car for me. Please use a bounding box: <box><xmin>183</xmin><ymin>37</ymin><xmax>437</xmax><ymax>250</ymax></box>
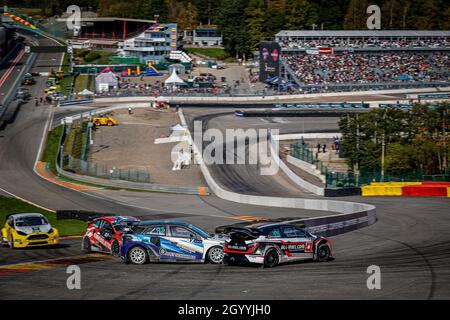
<box><xmin>1</xmin><ymin>213</ymin><xmax>59</xmax><ymax>248</ymax></box>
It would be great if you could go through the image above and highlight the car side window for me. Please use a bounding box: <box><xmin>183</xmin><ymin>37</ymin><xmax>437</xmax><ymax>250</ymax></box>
<box><xmin>7</xmin><ymin>217</ymin><xmax>14</xmax><ymax>227</ymax></box>
<box><xmin>144</xmin><ymin>226</ymin><xmax>166</xmax><ymax>236</ymax></box>
<box><xmin>93</xmin><ymin>219</ymin><xmax>103</xmax><ymax>229</ymax></box>
<box><xmin>170</xmin><ymin>226</ymin><xmax>197</xmax><ymax>239</ymax></box>
<box><xmin>265</xmin><ymin>228</ymin><xmax>282</xmax><ymax>238</ymax></box>
<box><xmin>282</xmin><ymin>226</ymin><xmax>306</xmax><ymax>238</ymax></box>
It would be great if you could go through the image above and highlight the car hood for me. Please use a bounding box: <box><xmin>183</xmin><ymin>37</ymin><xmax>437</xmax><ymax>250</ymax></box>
<box><xmin>15</xmin><ymin>224</ymin><xmax>52</xmax><ymax>234</ymax></box>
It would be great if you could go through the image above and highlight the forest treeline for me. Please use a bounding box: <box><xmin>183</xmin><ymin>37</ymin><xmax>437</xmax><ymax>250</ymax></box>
<box><xmin>6</xmin><ymin>0</ymin><xmax>450</xmax><ymax>55</ymax></box>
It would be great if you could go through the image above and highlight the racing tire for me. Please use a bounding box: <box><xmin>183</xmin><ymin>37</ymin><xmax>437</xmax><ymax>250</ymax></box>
<box><xmin>206</xmin><ymin>246</ymin><xmax>224</xmax><ymax>264</ymax></box>
<box><xmin>263</xmin><ymin>248</ymin><xmax>279</xmax><ymax>268</ymax></box>
<box><xmin>111</xmin><ymin>240</ymin><xmax>120</xmax><ymax>257</ymax></box>
<box><xmin>81</xmin><ymin>236</ymin><xmax>92</xmax><ymax>253</ymax></box>
<box><xmin>94</xmin><ymin>121</ymin><xmax>101</xmax><ymax>126</ymax></box>
<box><xmin>316</xmin><ymin>243</ymin><xmax>331</xmax><ymax>262</ymax></box>
<box><xmin>1</xmin><ymin>236</ymin><xmax>9</xmax><ymax>248</ymax></box>
<box><xmin>107</xmin><ymin>121</ymin><xmax>113</xmax><ymax>126</ymax></box>
<box><xmin>9</xmin><ymin>235</ymin><xmax>15</xmax><ymax>249</ymax></box>
<box><xmin>128</xmin><ymin>246</ymin><xmax>148</xmax><ymax>265</ymax></box>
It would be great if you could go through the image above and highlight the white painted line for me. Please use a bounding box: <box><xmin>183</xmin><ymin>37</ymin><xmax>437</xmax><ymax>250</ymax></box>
<box><xmin>0</xmin><ymin>187</ymin><xmax>55</xmax><ymax>213</ymax></box>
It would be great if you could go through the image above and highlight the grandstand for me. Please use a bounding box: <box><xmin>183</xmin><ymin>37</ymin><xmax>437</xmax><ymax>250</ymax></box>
<box><xmin>275</xmin><ymin>30</ymin><xmax>450</xmax><ymax>93</ymax></box>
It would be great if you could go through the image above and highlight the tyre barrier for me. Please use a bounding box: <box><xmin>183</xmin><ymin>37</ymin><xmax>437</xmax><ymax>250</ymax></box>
<box><xmin>362</xmin><ymin>182</ymin><xmax>450</xmax><ymax>197</ymax></box>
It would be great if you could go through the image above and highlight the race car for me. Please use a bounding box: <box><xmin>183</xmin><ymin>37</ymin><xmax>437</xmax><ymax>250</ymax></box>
<box><xmin>81</xmin><ymin>216</ymin><xmax>140</xmax><ymax>256</ymax></box>
<box><xmin>120</xmin><ymin>221</ymin><xmax>226</xmax><ymax>265</ymax></box>
<box><xmin>221</xmin><ymin>222</ymin><xmax>332</xmax><ymax>268</ymax></box>
<box><xmin>1</xmin><ymin>213</ymin><xmax>60</xmax><ymax>248</ymax></box>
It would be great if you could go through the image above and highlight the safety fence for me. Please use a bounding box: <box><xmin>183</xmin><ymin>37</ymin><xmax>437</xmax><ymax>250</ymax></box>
<box><xmin>290</xmin><ymin>142</ymin><xmax>450</xmax><ymax>189</ymax></box>
<box><xmin>326</xmin><ymin>170</ymin><xmax>450</xmax><ymax>189</ymax></box>
<box><xmin>63</xmin><ymin>155</ymin><xmax>151</xmax><ymax>183</ymax></box>
<box><xmin>59</xmin><ymin>119</ymin><xmax>151</xmax><ymax>184</ymax></box>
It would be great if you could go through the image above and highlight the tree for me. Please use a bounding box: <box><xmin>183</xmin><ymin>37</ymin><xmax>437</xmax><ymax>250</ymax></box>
<box><xmin>245</xmin><ymin>0</ymin><xmax>266</xmax><ymax>50</ymax></box>
<box><xmin>344</xmin><ymin>0</ymin><xmax>369</xmax><ymax>29</ymax></box>
<box><xmin>285</xmin><ymin>0</ymin><xmax>317</xmax><ymax>30</ymax></box>
<box><xmin>137</xmin><ymin>0</ymin><xmax>169</xmax><ymax>22</ymax></box>
<box><xmin>214</xmin><ymin>0</ymin><xmax>250</xmax><ymax>56</ymax></box>
<box><xmin>177</xmin><ymin>1</ymin><xmax>199</xmax><ymax>30</ymax></box>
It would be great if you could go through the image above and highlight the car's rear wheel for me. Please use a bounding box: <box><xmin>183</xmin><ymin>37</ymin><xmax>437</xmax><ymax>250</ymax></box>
<box><xmin>263</xmin><ymin>248</ymin><xmax>279</xmax><ymax>268</ymax></box>
<box><xmin>94</xmin><ymin>121</ymin><xmax>101</xmax><ymax>126</ymax></box>
<box><xmin>111</xmin><ymin>240</ymin><xmax>120</xmax><ymax>257</ymax></box>
<box><xmin>81</xmin><ymin>236</ymin><xmax>92</xmax><ymax>253</ymax></box>
<box><xmin>316</xmin><ymin>243</ymin><xmax>330</xmax><ymax>262</ymax></box>
<box><xmin>107</xmin><ymin>120</ymin><xmax>113</xmax><ymax>126</ymax></box>
<box><xmin>207</xmin><ymin>246</ymin><xmax>224</xmax><ymax>264</ymax></box>
<box><xmin>128</xmin><ymin>246</ymin><xmax>148</xmax><ymax>265</ymax></box>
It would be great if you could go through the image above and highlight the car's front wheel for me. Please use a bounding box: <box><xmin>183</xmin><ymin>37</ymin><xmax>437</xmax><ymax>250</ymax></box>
<box><xmin>263</xmin><ymin>248</ymin><xmax>279</xmax><ymax>268</ymax></box>
<box><xmin>111</xmin><ymin>240</ymin><xmax>120</xmax><ymax>257</ymax></box>
<box><xmin>316</xmin><ymin>243</ymin><xmax>331</xmax><ymax>262</ymax></box>
<box><xmin>207</xmin><ymin>246</ymin><xmax>224</xmax><ymax>264</ymax></box>
<box><xmin>128</xmin><ymin>246</ymin><xmax>148</xmax><ymax>265</ymax></box>
<box><xmin>81</xmin><ymin>236</ymin><xmax>92</xmax><ymax>253</ymax></box>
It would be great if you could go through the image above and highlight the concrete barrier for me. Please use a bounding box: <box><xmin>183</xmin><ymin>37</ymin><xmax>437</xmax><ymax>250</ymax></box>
<box><xmin>56</xmin><ymin>162</ymin><xmax>209</xmax><ymax>195</ymax></box>
<box><xmin>269</xmin><ymin>134</ymin><xmax>325</xmax><ymax>196</ymax></box>
<box><xmin>179</xmin><ymin>109</ymin><xmax>377</xmax><ymax>237</ymax></box>
<box><xmin>286</xmin><ymin>155</ymin><xmax>325</xmax><ymax>183</ymax></box>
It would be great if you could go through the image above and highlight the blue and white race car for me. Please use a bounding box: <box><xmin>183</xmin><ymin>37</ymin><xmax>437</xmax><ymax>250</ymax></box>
<box><xmin>120</xmin><ymin>221</ymin><xmax>226</xmax><ymax>265</ymax></box>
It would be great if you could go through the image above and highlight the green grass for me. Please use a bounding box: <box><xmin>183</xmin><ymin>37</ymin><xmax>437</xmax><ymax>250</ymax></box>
<box><xmin>43</xmin><ymin>125</ymin><xmax>63</xmax><ymax>175</ymax></box>
<box><xmin>74</xmin><ymin>74</ymin><xmax>95</xmax><ymax>93</ymax></box>
<box><xmin>185</xmin><ymin>48</ymin><xmax>230</xmax><ymax>60</ymax></box>
<box><xmin>0</xmin><ymin>197</ymin><xmax>86</xmax><ymax>237</ymax></box>
<box><xmin>74</xmin><ymin>49</ymin><xmax>115</xmax><ymax>65</ymax></box>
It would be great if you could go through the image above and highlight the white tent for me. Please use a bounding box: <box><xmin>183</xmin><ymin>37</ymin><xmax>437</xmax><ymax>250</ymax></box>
<box><xmin>164</xmin><ymin>69</ymin><xmax>185</xmax><ymax>85</ymax></box>
<box><xmin>96</xmin><ymin>72</ymin><xmax>119</xmax><ymax>92</ymax></box>
<box><xmin>79</xmin><ymin>89</ymin><xmax>94</xmax><ymax>95</ymax></box>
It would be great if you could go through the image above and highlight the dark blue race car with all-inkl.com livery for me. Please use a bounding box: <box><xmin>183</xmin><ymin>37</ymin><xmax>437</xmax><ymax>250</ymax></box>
<box><xmin>120</xmin><ymin>221</ymin><xmax>227</xmax><ymax>265</ymax></box>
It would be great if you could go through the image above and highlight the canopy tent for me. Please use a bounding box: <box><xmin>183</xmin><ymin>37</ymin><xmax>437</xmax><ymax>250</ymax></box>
<box><xmin>95</xmin><ymin>72</ymin><xmax>119</xmax><ymax>92</ymax></box>
<box><xmin>78</xmin><ymin>89</ymin><xmax>94</xmax><ymax>95</ymax></box>
<box><xmin>164</xmin><ymin>69</ymin><xmax>185</xmax><ymax>86</ymax></box>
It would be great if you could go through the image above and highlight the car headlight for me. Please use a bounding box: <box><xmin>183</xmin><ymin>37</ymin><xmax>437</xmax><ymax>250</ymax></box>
<box><xmin>16</xmin><ymin>230</ymin><xmax>27</xmax><ymax>236</ymax></box>
<box><xmin>48</xmin><ymin>228</ymin><xmax>54</xmax><ymax>234</ymax></box>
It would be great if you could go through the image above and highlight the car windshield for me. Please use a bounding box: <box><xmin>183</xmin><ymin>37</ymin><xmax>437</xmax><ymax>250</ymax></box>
<box><xmin>15</xmin><ymin>216</ymin><xmax>48</xmax><ymax>227</ymax></box>
<box><xmin>189</xmin><ymin>225</ymin><xmax>210</xmax><ymax>239</ymax></box>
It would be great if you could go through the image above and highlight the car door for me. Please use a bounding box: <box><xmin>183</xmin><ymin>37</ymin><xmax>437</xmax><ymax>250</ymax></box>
<box><xmin>280</xmin><ymin>226</ymin><xmax>314</xmax><ymax>261</ymax></box>
<box><xmin>164</xmin><ymin>225</ymin><xmax>204</xmax><ymax>261</ymax></box>
<box><xmin>140</xmin><ymin>225</ymin><xmax>166</xmax><ymax>258</ymax></box>
<box><xmin>91</xmin><ymin>220</ymin><xmax>112</xmax><ymax>251</ymax></box>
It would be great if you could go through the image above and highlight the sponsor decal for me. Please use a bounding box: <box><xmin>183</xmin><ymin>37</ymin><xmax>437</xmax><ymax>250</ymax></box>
<box><xmin>271</xmin><ymin>49</ymin><xmax>279</xmax><ymax>62</ymax></box>
<box><xmin>227</xmin><ymin>244</ymin><xmax>247</xmax><ymax>251</ymax></box>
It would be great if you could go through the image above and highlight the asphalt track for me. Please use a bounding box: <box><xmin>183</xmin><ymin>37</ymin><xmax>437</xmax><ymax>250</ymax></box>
<box><xmin>0</xmin><ymin>34</ymin><xmax>449</xmax><ymax>299</ymax></box>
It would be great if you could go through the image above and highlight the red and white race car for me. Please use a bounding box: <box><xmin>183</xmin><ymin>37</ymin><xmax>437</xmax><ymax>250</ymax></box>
<box><xmin>82</xmin><ymin>216</ymin><xmax>140</xmax><ymax>256</ymax></box>
<box><xmin>220</xmin><ymin>222</ymin><xmax>333</xmax><ymax>268</ymax></box>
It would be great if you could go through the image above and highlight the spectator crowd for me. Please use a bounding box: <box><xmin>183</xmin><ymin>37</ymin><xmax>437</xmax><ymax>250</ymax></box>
<box><xmin>283</xmin><ymin>52</ymin><xmax>449</xmax><ymax>85</ymax></box>
<box><xmin>279</xmin><ymin>38</ymin><xmax>449</xmax><ymax>50</ymax></box>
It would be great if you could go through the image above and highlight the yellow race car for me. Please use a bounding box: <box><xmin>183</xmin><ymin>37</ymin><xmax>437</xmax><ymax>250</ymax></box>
<box><xmin>1</xmin><ymin>213</ymin><xmax>59</xmax><ymax>248</ymax></box>
<box><xmin>92</xmin><ymin>115</ymin><xmax>118</xmax><ymax>126</ymax></box>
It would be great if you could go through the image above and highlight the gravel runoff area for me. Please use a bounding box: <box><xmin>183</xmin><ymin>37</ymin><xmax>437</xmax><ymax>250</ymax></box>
<box><xmin>88</xmin><ymin>108</ymin><xmax>206</xmax><ymax>187</ymax></box>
